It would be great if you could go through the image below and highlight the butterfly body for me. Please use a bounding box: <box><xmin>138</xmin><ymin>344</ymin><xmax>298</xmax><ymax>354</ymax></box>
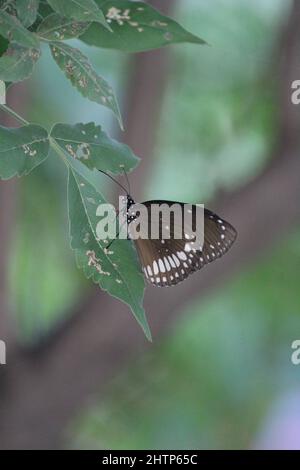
<box><xmin>125</xmin><ymin>196</ymin><xmax>237</xmax><ymax>288</ymax></box>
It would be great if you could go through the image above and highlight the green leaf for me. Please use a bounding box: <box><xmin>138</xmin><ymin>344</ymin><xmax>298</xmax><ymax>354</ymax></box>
<box><xmin>0</xmin><ymin>124</ymin><xmax>49</xmax><ymax>179</ymax></box>
<box><xmin>80</xmin><ymin>0</ymin><xmax>206</xmax><ymax>52</ymax></box>
<box><xmin>51</xmin><ymin>122</ymin><xmax>139</xmax><ymax>173</ymax></box>
<box><xmin>15</xmin><ymin>0</ymin><xmax>39</xmax><ymax>27</ymax></box>
<box><xmin>0</xmin><ymin>43</ymin><xmax>40</xmax><ymax>82</ymax></box>
<box><xmin>50</xmin><ymin>42</ymin><xmax>123</xmax><ymax>128</ymax></box>
<box><xmin>67</xmin><ymin>158</ymin><xmax>151</xmax><ymax>340</ymax></box>
<box><xmin>47</xmin><ymin>0</ymin><xmax>110</xmax><ymax>30</ymax></box>
<box><xmin>0</xmin><ymin>31</ymin><xmax>8</xmax><ymax>55</ymax></box>
<box><xmin>35</xmin><ymin>0</ymin><xmax>54</xmax><ymax>24</ymax></box>
<box><xmin>37</xmin><ymin>12</ymin><xmax>90</xmax><ymax>40</ymax></box>
<box><xmin>0</xmin><ymin>10</ymin><xmax>40</xmax><ymax>48</ymax></box>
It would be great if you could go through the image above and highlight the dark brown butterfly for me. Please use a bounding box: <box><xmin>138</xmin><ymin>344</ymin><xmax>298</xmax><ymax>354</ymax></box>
<box><xmin>99</xmin><ymin>170</ymin><xmax>237</xmax><ymax>288</ymax></box>
<box><xmin>126</xmin><ymin>197</ymin><xmax>237</xmax><ymax>288</ymax></box>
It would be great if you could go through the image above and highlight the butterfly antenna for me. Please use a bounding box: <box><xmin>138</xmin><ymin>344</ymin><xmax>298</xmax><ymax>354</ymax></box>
<box><xmin>105</xmin><ymin>215</ymin><xmax>128</xmax><ymax>250</ymax></box>
<box><xmin>98</xmin><ymin>169</ymin><xmax>129</xmax><ymax>195</ymax></box>
<box><xmin>97</xmin><ymin>169</ymin><xmax>130</xmax><ymax>249</ymax></box>
<box><xmin>123</xmin><ymin>168</ymin><xmax>131</xmax><ymax>195</ymax></box>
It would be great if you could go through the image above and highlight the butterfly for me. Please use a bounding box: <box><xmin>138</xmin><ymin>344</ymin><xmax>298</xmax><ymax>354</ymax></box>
<box><xmin>126</xmin><ymin>196</ymin><xmax>237</xmax><ymax>288</ymax></box>
<box><xmin>99</xmin><ymin>171</ymin><xmax>237</xmax><ymax>288</ymax></box>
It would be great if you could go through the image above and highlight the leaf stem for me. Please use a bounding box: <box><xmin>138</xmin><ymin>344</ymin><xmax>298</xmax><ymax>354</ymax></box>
<box><xmin>49</xmin><ymin>135</ymin><xmax>69</xmax><ymax>166</ymax></box>
<box><xmin>0</xmin><ymin>103</ymin><xmax>69</xmax><ymax>166</ymax></box>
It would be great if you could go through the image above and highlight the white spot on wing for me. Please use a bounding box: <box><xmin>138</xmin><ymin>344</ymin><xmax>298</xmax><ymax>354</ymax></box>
<box><xmin>178</xmin><ymin>251</ymin><xmax>187</xmax><ymax>261</ymax></box>
<box><xmin>158</xmin><ymin>259</ymin><xmax>166</xmax><ymax>273</ymax></box>
<box><xmin>153</xmin><ymin>260</ymin><xmax>159</xmax><ymax>275</ymax></box>
<box><xmin>164</xmin><ymin>257</ymin><xmax>171</xmax><ymax>271</ymax></box>
<box><xmin>172</xmin><ymin>255</ymin><xmax>180</xmax><ymax>267</ymax></box>
<box><xmin>168</xmin><ymin>256</ymin><xmax>176</xmax><ymax>268</ymax></box>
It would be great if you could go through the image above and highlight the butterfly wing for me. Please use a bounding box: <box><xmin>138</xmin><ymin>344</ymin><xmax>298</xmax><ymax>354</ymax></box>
<box><xmin>129</xmin><ymin>200</ymin><xmax>237</xmax><ymax>287</ymax></box>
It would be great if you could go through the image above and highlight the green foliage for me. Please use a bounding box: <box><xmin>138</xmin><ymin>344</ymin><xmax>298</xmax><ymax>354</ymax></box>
<box><xmin>37</xmin><ymin>13</ymin><xmax>91</xmax><ymax>40</ymax></box>
<box><xmin>50</xmin><ymin>42</ymin><xmax>123</xmax><ymax>128</ymax></box>
<box><xmin>0</xmin><ymin>9</ymin><xmax>39</xmax><ymax>47</ymax></box>
<box><xmin>49</xmin><ymin>124</ymin><xmax>149</xmax><ymax>335</ymax></box>
<box><xmin>81</xmin><ymin>0</ymin><xmax>206</xmax><ymax>52</ymax></box>
<box><xmin>15</xmin><ymin>0</ymin><xmax>39</xmax><ymax>27</ymax></box>
<box><xmin>0</xmin><ymin>0</ymin><xmax>206</xmax><ymax>338</ymax></box>
<box><xmin>0</xmin><ymin>43</ymin><xmax>40</xmax><ymax>81</ymax></box>
<box><xmin>0</xmin><ymin>31</ymin><xmax>8</xmax><ymax>55</ymax></box>
<box><xmin>0</xmin><ymin>124</ymin><xmax>49</xmax><ymax>178</ymax></box>
<box><xmin>47</xmin><ymin>0</ymin><xmax>110</xmax><ymax>29</ymax></box>
<box><xmin>51</xmin><ymin>122</ymin><xmax>139</xmax><ymax>173</ymax></box>
<box><xmin>67</xmin><ymin>159</ymin><xmax>150</xmax><ymax>340</ymax></box>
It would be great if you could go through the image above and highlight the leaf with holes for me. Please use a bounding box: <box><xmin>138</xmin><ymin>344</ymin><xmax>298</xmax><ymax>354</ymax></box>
<box><xmin>0</xmin><ymin>10</ymin><xmax>40</xmax><ymax>48</ymax></box>
<box><xmin>47</xmin><ymin>0</ymin><xmax>110</xmax><ymax>30</ymax></box>
<box><xmin>15</xmin><ymin>0</ymin><xmax>39</xmax><ymax>27</ymax></box>
<box><xmin>67</xmin><ymin>156</ymin><xmax>150</xmax><ymax>340</ymax></box>
<box><xmin>50</xmin><ymin>42</ymin><xmax>122</xmax><ymax>128</ymax></box>
<box><xmin>51</xmin><ymin>122</ymin><xmax>139</xmax><ymax>174</ymax></box>
<box><xmin>37</xmin><ymin>12</ymin><xmax>90</xmax><ymax>40</ymax></box>
<box><xmin>0</xmin><ymin>124</ymin><xmax>49</xmax><ymax>179</ymax></box>
<box><xmin>80</xmin><ymin>0</ymin><xmax>206</xmax><ymax>52</ymax></box>
<box><xmin>0</xmin><ymin>44</ymin><xmax>40</xmax><ymax>82</ymax></box>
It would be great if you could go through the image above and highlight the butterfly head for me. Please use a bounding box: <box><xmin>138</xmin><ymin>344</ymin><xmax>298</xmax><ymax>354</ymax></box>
<box><xmin>126</xmin><ymin>195</ymin><xmax>136</xmax><ymax>224</ymax></box>
<box><xmin>126</xmin><ymin>195</ymin><xmax>135</xmax><ymax>210</ymax></box>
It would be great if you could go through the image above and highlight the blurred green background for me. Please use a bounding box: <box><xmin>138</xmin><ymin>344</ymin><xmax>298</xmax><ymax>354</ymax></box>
<box><xmin>6</xmin><ymin>0</ymin><xmax>300</xmax><ymax>449</ymax></box>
